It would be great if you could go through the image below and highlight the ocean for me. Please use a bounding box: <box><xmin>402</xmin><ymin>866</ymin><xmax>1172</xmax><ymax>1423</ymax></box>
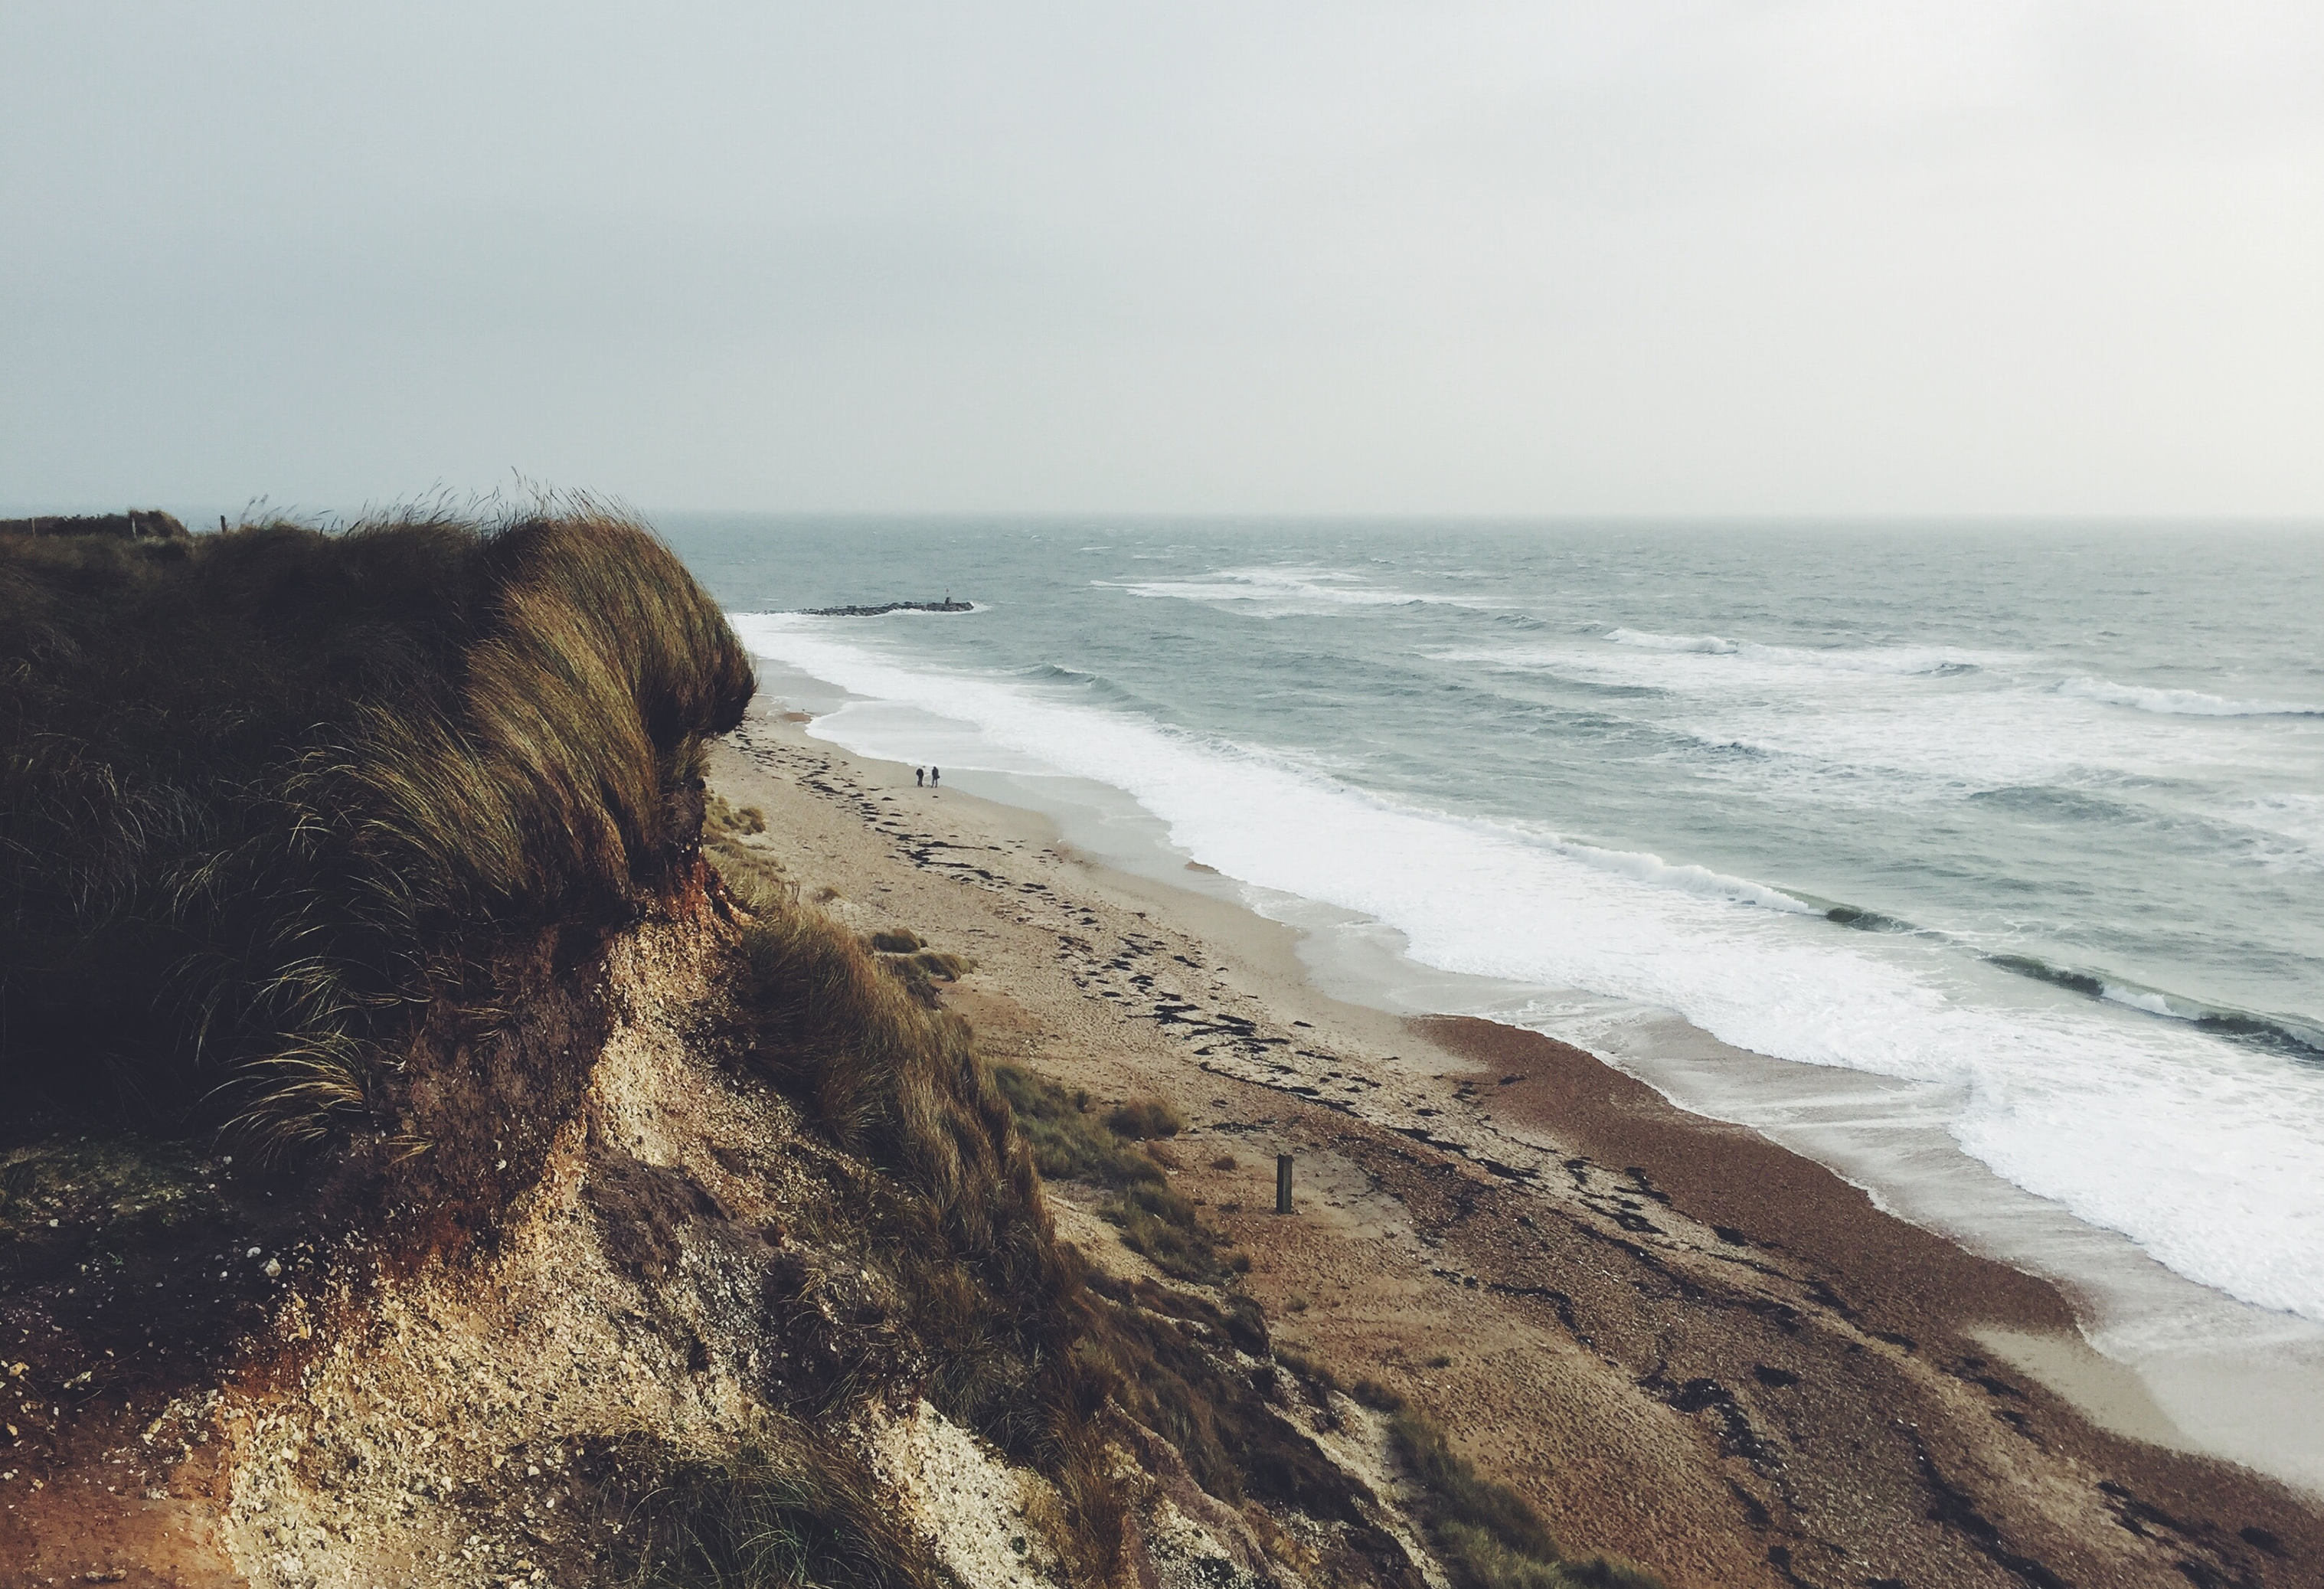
<box><xmin>670</xmin><ymin>517</ymin><xmax>2324</xmax><ymax>1342</ymax></box>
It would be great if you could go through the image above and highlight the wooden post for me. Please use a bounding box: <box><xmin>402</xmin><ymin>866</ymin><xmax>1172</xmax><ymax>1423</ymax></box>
<box><xmin>1276</xmin><ymin>1154</ymin><xmax>1293</xmax><ymax>1215</ymax></box>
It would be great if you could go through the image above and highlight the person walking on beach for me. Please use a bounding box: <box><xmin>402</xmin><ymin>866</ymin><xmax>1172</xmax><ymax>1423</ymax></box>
<box><xmin>930</xmin><ymin>766</ymin><xmax>941</xmax><ymax>789</ymax></box>
<box><xmin>915</xmin><ymin>767</ymin><xmax>924</xmax><ymax>786</ymax></box>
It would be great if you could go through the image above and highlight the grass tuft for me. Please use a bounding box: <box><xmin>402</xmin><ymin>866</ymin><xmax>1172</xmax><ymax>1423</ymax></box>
<box><xmin>1083</xmin><ymin>1271</ymin><xmax>1365</xmax><ymax>1521</ymax></box>
<box><xmin>619</xmin><ymin>1428</ymin><xmax>946</xmax><ymax>1589</ymax></box>
<box><xmin>995</xmin><ymin>1065</ymin><xmax>1159</xmax><ymax>1188</ymax></box>
<box><xmin>995</xmin><ymin>1066</ymin><xmax>1243</xmax><ymax>1284</ymax></box>
<box><xmin>1102</xmin><ymin>1099</ymin><xmax>1183</xmax><ymax>1140</ymax></box>
<box><xmin>707</xmin><ymin>793</ymin><xmax>766</xmax><ymax>835</ymax></box>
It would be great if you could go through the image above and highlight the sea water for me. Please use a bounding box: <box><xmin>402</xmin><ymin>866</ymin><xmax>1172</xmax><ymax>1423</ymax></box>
<box><xmin>671</xmin><ymin>518</ymin><xmax>2324</xmax><ymax>1345</ymax></box>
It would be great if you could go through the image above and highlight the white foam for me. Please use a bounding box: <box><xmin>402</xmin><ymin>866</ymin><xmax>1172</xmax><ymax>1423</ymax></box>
<box><xmin>2101</xmin><ymin>985</ymin><xmax>2180</xmax><ymax>1018</ymax></box>
<box><xmin>1440</xmin><ymin>636</ymin><xmax>2319</xmax><ymax>816</ymax></box>
<box><xmin>1608</xmin><ymin>626</ymin><xmax>1741</xmax><ymax>655</ymax></box>
<box><xmin>2057</xmin><ymin>676</ymin><xmax>2324</xmax><ymax>718</ymax></box>
<box><xmin>1603</xmin><ymin>628</ymin><xmax>1996</xmax><ymax>675</ymax></box>
<box><xmin>734</xmin><ymin>613</ymin><xmax>2324</xmax><ymax>1323</ymax></box>
<box><xmin>1098</xmin><ymin>564</ymin><xmax>1491</xmax><ymax>619</ymax></box>
<box><xmin>2213</xmin><ymin>793</ymin><xmax>2324</xmax><ymax>874</ymax></box>
<box><xmin>1550</xmin><ymin>838</ymin><xmax>1821</xmax><ymax>915</ymax></box>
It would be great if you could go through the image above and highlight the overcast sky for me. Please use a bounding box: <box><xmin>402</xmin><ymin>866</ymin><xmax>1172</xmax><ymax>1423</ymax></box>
<box><xmin>5</xmin><ymin>2</ymin><xmax>2322</xmax><ymax>518</ymax></box>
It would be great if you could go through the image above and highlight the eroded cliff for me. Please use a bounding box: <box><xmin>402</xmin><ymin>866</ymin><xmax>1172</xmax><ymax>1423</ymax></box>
<box><xmin>1</xmin><ymin>508</ymin><xmax>1633</xmax><ymax>1589</ymax></box>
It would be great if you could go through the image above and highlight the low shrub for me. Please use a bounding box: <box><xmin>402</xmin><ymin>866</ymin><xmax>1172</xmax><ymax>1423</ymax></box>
<box><xmin>994</xmin><ymin>1066</ymin><xmax>1161</xmax><ymax>1189</ymax></box>
<box><xmin>1103</xmin><ymin>1099</ymin><xmax>1183</xmax><ymax>1140</ymax></box>
<box><xmin>876</xmin><ymin>949</ymin><xmax>972</xmax><ymax>1008</ymax></box>
<box><xmin>706</xmin><ymin>793</ymin><xmax>766</xmax><ymax>835</ymax></box>
<box><xmin>704</xmin><ymin>799</ymin><xmax>792</xmax><ymax>908</ymax></box>
<box><xmin>1273</xmin><ymin>1344</ymin><xmax>1339</xmax><ymax>1398</ymax></box>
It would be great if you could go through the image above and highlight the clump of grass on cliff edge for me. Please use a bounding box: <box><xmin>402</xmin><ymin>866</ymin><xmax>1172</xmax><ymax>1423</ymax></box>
<box><xmin>0</xmin><ymin>499</ymin><xmax>751</xmax><ymax>1158</ymax></box>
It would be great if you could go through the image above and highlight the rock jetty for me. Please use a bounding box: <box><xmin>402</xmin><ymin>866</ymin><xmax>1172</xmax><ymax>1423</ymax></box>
<box><xmin>802</xmin><ymin>597</ymin><xmax>973</xmax><ymax>616</ymax></box>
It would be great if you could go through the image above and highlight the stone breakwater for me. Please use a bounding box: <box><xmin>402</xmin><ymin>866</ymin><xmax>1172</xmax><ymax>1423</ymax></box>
<box><xmin>802</xmin><ymin>598</ymin><xmax>973</xmax><ymax>616</ymax></box>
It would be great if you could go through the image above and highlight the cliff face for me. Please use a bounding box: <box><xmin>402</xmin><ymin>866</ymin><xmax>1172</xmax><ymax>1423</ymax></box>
<box><xmin>0</xmin><ymin>510</ymin><xmax>1561</xmax><ymax>1589</ymax></box>
<box><xmin>0</xmin><ymin>842</ymin><xmax>1483</xmax><ymax>1589</ymax></box>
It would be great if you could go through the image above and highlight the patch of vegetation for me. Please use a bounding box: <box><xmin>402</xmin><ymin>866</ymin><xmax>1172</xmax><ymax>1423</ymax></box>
<box><xmin>714</xmin><ymin>891</ymin><xmax>1123</xmax><ymax>1578</ymax></box>
<box><xmin>619</xmin><ymin>1428</ymin><xmax>947</xmax><ymax>1589</ymax></box>
<box><xmin>992</xmin><ymin>1065</ymin><xmax>1242</xmax><ymax>1283</ymax></box>
<box><xmin>1084</xmin><ymin>1271</ymin><xmax>1365</xmax><ymax>1520</ymax></box>
<box><xmin>843</xmin><ymin>927</ymin><xmax>977</xmax><ymax>1006</ymax></box>
<box><xmin>877</xmin><ymin>948</ymin><xmax>973</xmax><ymax>1008</ymax></box>
<box><xmin>1100</xmin><ymin>1180</ymin><xmax>1245</xmax><ymax>1284</ymax></box>
<box><xmin>993</xmin><ymin>1065</ymin><xmax>1156</xmax><ymax>1188</ymax></box>
<box><xmin>703</xmin><ymin>797</ymin><xmax>792</xmax><ymax>905</ymax></box>
<box><xmin>708</xmin><ymin>793</ymin><xmax>766</xmax><ymax>835</ymax></box>
<box><xmin>0</xmin><ymin>502</ymin><xmax>751</xmax><ymax>1157</ymax></box>
<box><xmin>1360</xmin><ymin>1383</ymin><xmax>1665</xmax><ymax>1589</ymax></box>
<box><xmin>1103</xmin><ymin>1098</ymin><xmax>1183</xmax><ymax>1140</ymax></box>
<box><xmin>1273</xmin><ymin>1344</ymin><xmax>1339</xmax><ymax>1399</ymax></box>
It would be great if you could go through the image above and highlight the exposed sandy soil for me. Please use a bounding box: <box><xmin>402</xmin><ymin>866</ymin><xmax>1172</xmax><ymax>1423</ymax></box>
<box><xmin>709</xmin><ymin>705</ymin><xmax>2324</xmax><ymax>1589</ymax></box>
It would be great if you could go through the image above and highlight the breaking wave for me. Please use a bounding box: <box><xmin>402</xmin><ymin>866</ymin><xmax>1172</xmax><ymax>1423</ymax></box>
<box><xmin>2056</xmin><ymin>677</ymin><xmax>2324</xmax><ymax>718</ymax></box>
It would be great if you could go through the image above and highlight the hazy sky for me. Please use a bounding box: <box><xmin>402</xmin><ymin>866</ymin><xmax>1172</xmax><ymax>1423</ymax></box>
<box><xmin>6</xmin><ymin>2</ymin><xmax>2322</xmax><ymax>517</ymax></box>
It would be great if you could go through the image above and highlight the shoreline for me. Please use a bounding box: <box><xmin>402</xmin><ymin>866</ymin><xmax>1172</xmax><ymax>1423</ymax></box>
<box><xmin>743</xmin><ymin>649</ymin><xmax>2324</xmax><ymax>1496</ymax></box>
<box><xmin>711</xmin><ymin>698</ymin><xmax>2324</xmax><ymax>1586</ymax></box>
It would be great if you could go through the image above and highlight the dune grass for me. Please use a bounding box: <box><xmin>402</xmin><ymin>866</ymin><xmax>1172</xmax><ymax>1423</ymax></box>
<box><xmin>0</xmin><ymin>501</ymin><xmax>751</xmax><ymax>1156</ymax></box>
<box><xmin>619</xmin><ymin>1429</ymin><xmax>948</xmax><ymax>1589</ymax></box>
<box><xmin>992</xmin><ymin>1066</ymin><xmax>1241</xmax><ymax>1283</ymax></box>
<box><xmin>704</xmin><ymin>870</ymin><xmax>1124</xmax><ymax>1579</ymax></box>
<box><xmin>1101</xmin><ymin>1098</ymin><xmax>1183</xmax><ymax>1140</ymax></box>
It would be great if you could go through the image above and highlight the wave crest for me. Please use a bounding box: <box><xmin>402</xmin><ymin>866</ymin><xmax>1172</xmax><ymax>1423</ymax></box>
<box><xmin>1099</xmin><ymin>564</ymin><xmax>1492</xmax><ymax>618</ymax></box>
<box><xmin>2055</xmin><ymin>676</ymin><xmax>2323</xmax><ymax>718</ymax></box>
<box><xmin>1606</xmin><ymin>628</ymin><xmax>1985</xmax><ymax>676</ymax></box>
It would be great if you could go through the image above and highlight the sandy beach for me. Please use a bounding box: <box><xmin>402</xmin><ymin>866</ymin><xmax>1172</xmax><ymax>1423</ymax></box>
<box><xmin>708</xmin><ymin>701</ymin><xmax>2324</xmax><ymax>1589</ymax></box>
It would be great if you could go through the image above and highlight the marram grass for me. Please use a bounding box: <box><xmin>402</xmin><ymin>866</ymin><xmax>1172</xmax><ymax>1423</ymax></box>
<box><xmin>0</xmin><ymin>500</ymin><xmax>751</xmax><ymax>1156</ymax></box>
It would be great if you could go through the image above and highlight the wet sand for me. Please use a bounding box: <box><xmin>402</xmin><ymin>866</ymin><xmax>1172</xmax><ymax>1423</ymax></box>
<box><xmin>710</xmin><ymin>701</ymin><xmax>2324</xmax><ymax>1589</ymax></box>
